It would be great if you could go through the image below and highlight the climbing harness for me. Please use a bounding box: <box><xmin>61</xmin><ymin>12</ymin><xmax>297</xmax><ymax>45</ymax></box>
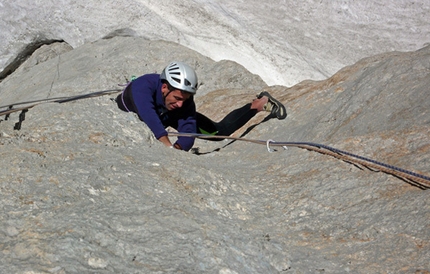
<box><xmin>117</xmin><ymin>76</ymin><xmax>137</xmax><ymax>113</ymax></box>
<box><xmin>119</xmin><ymin>84</ymin><xmax>132</xmax><ymax>113</ymax></box>
<box><xmin>168</xmin><ymin>132</ymin><xmax>430</xmax><ymax>189</ymax></box>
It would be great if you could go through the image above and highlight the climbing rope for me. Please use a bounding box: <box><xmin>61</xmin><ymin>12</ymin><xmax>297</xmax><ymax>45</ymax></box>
<box><xmin>168</xmin><ymin>132</ymin><xmax>430</xmax><ymax>189</ymax></box>
<box><xmin>0</xmin><ymin>88</ymin><xmax>122</xmax><ymax>130</ymax></box>
<box><xmin>2</xmin><ymin>89</ymin><xmax>428</xmax><ymax>189</ymax></box>
<box><xmin>0</xmin><ymin>88</ymin><xmax>122</xmax><ymax>117</ymax></box>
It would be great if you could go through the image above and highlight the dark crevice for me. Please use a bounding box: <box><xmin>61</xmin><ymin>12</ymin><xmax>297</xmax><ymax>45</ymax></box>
<box><xmin>102</xmin><ymin>28</ymin><xmax>137</xmax><ymax>40</ymax></box>
<box><xmin>0</xmin><ymin>37</ymin><xmax>65</xmax><ymax>82</ymax></box>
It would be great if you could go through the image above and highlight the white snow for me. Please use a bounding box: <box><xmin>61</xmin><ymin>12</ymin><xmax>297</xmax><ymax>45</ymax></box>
<box><xmin>0</xmin><ymin>0</ymin><xmax>429</xmax><ymax>86</ymax></box>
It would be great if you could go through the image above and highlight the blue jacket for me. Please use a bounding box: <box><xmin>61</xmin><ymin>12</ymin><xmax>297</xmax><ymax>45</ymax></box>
<box><xmin>130</xmin><ymin>74</ymin><xmax>196</xmax><ymax>151</ymax></box>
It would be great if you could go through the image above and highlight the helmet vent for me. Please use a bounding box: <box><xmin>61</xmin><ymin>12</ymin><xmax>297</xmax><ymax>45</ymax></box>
<box><xmin>171</xmin><ymin>76</ymin><xmax>181</xmax><ymax>84</ymax></box>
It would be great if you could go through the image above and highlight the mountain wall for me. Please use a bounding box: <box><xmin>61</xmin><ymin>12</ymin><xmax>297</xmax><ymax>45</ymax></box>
<box><xmin>0</xmin><ymin>37</ymin><xmax>429</xmax><ymax>273</ymax></box>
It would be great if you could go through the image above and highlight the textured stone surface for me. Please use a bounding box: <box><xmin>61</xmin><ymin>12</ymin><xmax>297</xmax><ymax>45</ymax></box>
<box><xmin>0</xmin><ymin>37</ymin><xmax>266</xmax><ymax>107</ymax></box>
<box><xmin>0</xmin><ymin>39</ymin><xmax>429</xmax><ymax>273</ymax></box>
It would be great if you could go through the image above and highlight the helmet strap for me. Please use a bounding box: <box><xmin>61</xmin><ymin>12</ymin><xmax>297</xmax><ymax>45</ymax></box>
<box><xmin>162</xmin><ymin>91</ymin><xmax>169</xmax><ymax>106</ymax></box>
<box><xmin>162</xmin><ymin>83</ymin><xmax>174</xmax><ymax>106</ymax></box>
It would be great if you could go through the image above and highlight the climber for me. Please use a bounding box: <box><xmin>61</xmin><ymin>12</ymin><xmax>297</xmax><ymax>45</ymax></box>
<box><xmin>115</xmin><ymin>61</ymin><xmax>287</xmax><ymax>151</ymax></box>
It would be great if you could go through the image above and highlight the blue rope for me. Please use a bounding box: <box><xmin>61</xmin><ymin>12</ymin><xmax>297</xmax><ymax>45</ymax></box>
<box><xmin>168</xmin><ymin>132</ymin><xmax>430</xmax><ymax>189</ymax></box>
<box><xmin>272</xmin><ymin>140</ymin><xmax>430</xmax><ymax>183</ymax></box>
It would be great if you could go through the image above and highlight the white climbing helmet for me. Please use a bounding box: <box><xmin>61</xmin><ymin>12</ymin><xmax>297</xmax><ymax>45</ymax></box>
<box><xmin>160</xmin><ymin>61</ymin><xmax>198</xmax><ymax>94</ymax></box>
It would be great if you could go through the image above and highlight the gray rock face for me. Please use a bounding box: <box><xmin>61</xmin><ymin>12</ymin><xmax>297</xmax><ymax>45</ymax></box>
<box><xmin>0</xmin><ymin>38</ymin><xmax>429</xmax><ymax>273</ymax></box>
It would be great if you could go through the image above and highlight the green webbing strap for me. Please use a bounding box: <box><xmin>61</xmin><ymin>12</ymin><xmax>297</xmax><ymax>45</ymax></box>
<box><xmin>198</xmin><ymin>128</ymin><xmax>219</xmax><ymax>135</ymax></box>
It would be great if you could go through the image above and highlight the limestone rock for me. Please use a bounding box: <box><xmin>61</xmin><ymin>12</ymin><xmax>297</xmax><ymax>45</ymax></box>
<box><xmin>0</xmin><ymin>39</ymin><xmax>429</xmax><ymax>273</ymax></box>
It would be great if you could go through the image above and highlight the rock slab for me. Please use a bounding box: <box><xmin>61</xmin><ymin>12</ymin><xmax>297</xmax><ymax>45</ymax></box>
<box><xmin>0</xmin><ymin>38</ymin><xmax>429</xmax><ymax>273</ymax></box>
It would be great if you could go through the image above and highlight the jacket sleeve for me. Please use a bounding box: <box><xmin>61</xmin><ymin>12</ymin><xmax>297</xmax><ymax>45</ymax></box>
<box><xmin>174</xmin><ymin>100</ymin><xmax>197</xmax><ymax>151</ymax></box>
<box><xmin>131</xmin><ymin>76</ymin><xmax>168</xmax><ymax>139</ymax></box>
